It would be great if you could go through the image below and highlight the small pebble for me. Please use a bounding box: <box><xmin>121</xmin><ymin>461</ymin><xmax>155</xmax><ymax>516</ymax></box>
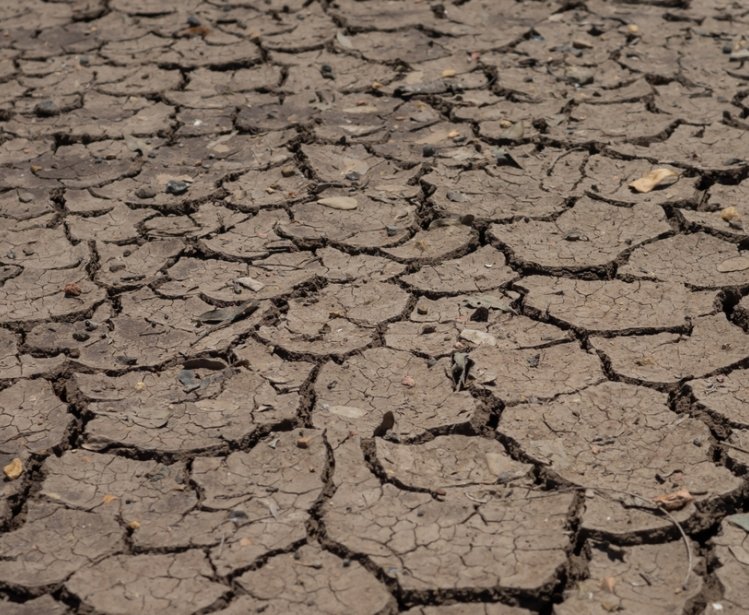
<box><xmin>345</xmin><ymin>171</ymin><xmax>360</xmax><ymax>182</ymax></box>
<box><xmin>386</xmin><ymin>225</ymin><xmax>398</xmax><ymax>237</ymax></box>
<box><xmin>109</xmin><ymin>262</ymin><xmax>126</xmax><ymax>272</ymax></box>
<box><xmin>84</xmin><ymin>320</ymin><xmax>98</xmax><ymax>331</ymax></box>
<box><xmin>165</xmin><ymin>180</ymin><xmax>189</xmax><ymax>195</ymax></box>
<box><xmin>79</xmin><ymin>55</ymin><xmax>90</xmax><ymax>66</ymax></box>
<box><xmin>187</xmin><ymin>15</ymin><xmax>201</xmax><ymax>26</ymax></box>
<box><xmin>422</xmin><ymin>145</ymin><xmax>436</xmax><ymax>157</ymax></box>
<box><xmin>723</xmin><ymin>43</ymin><xmax>733</xmax><ymax>54</ymax></box>
<box><xmin>34</xmin><ymin>100</ymin><xmax>59</xmax><ymax>117</ymax></box>
<box><xmin>73</xmin><ymin>331</ymin><xmax>90</xmax><ymax>342</ymax></box>
<box><xmin>320</xmin><ymin>63</ymin><xmax>334</xmax><ymax>79</ymax></box>
<box><xmin>135</xmin><ymin>186</ymin><xmax>157</xmax><ymax>199</ymax></box>
<box><xmin>281</xmin><ymin>165</ymin><xmax>296</xmax><ymax>177</ymax></box>
<box><xmin>18</xmin><ymin>192</ymin><xmax>33</xmax><ymax>203</ymax></box>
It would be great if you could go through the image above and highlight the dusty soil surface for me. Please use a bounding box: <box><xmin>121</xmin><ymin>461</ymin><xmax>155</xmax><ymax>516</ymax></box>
<box><xmin>2</xmin><ymin>0</ymin><xmax>749</xmax><ymax>613</ymax></box>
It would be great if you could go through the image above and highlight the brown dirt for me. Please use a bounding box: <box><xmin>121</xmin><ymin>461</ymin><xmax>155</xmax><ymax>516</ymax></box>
<box><xmin>2</xmin><ymin>0</ymin><xmax>749</xmax><ymax>613</ymax></box>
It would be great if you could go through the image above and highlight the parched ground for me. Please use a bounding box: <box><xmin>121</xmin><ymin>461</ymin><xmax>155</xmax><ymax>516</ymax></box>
<box><xmin>2</xmin><ymin>0</ymin><xmax>749</xmax><ymax>613</ymax></box>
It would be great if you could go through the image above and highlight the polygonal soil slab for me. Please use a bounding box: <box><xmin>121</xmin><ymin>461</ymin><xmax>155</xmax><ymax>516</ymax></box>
<box><xmin>404</xmin><ymin>605</ymin><xmax>531</xmax><ymax>615</ymax></box>
<box><xmin>323</xmin><ymin>476</ymin><xmax>574</xmax><ymax>592</ymax></box>
<box><xmin>489</xmin><ymin>198</ymin><xmax>670</xmax><ymax>271</ymax></box>
<box><xmin>160</xmin><ymin>253</ymin><xmax>324</xmax><ymax>302</ymax></box>
<box><xmin>188</xmin><ymin>430</ymin><xmax>327</xmax><ymax>574</ymax></box>
<box><xmin>1</xmin><ymin>226</ymin><xmax>86</xmax><ymax>270</ymax></box>
<box><xmin>693</xmin><ymin>181</ymin><xmax>749</xmax><ymax>239</ymax></box>
<box><xmin>402</xmin><ymin>246</ymin><xmax>515</xmax><ymax>294</ymax></box>
<box><xmin>257</xmin><ymin>281</ymin><xmax>409</xmax><ymax>357</ymax></box>
<box><xmin>317</xmin><ymin>247</ymin><xmax>405</xmax><ymax>283</ymax></box>
<box><xmin>383</xmin><ymin>225</ymin><xmax>476</xmax><ymax>263</ymax></box>
<box><xmin>471</xmin><ymin>341</ymin><xmax>604</xmax><ymax>404</ymax></box>
<box><xmin>422</xmin><ymin>147</ymin><xmax>586</xmax><ymax>221</ymax></box>
<box><xmin>0</xmin><ymin>502</ymin><xmax>123</xmax><ymax>589</ymax></box>
<box><xmin>0</xmin><ymin>265</ymin><xmax>105</xmax><ymax>324</ymax></box>
<box><xmin>689</xmin><ymin>369</ymin><xmax>749</xmax><ymax>427</ymax></box>
<box><xmin>546</xmin><ymin>102</ymin><xmax>675</xmax><ymax>145</ymax></box>
<box><xmin>26</xmin><ymin>289</ymin><xmax>264</xmax><ymax>371</ymax></box>
<box><xmin>385</xmin><ymin>295</ymin><xmax>569</xmax><ymax>358</ymax></box>
<box><xmin>581</xmin><ymin>156</ymin><xmax>700</xmax><ymax>207</ymax></box>
<box><xmin>0</xmin><ymin>596</ymin><xmax>69</xmax><ymax>615</ymax></box>
<box><xmin>314</xmin><ymin>348</ymin><xmax>480</xmax><ymax>444</ymax></box>
<box><xmin>229</xmin><ymin>546</ymin><xmax>393</xmax><ymax>615</ymax></box>
<box><xmin>519</xmin><ymin>276</ymin><xmax>716</xmax><ymax>333</ymax></box>
<box><xmin>224</xmin><ymin>165</ymin><xmax>310</xmax><ymax>211</ymax></box>
<box><xmin>66</xmin><ymin>551</ymin><xmax>228</xmax><ymax>615</ymax></box>
<box><xmin>344</xmin><ymin>30</ymin><xmax>450</xmax><ymax>64</ymax></box>
<box><xmin>74</xmin><ymin>346</ymin><xmax>310</xmax><ymax>454</ymax></box>
<box><xmin>41</xmin><ymin>451</ymin><xmax>195</xmax><ymax>528</ymax></box>
<box><xmin>501</xmin><ymin>381</ymin><xmax>741</xmax><ymax>535</ymax></box>
<box><xmin>555</xmin><ymin>540</ymin><xmax>702</xmax><ymax>614</ymax></box>
<box><xmin>375</xmin><ymin>435</ymin><xmax>532</xmax><ymax>489</ymax></box>
<box><xmin>281</xmin><ymin>197</ymin><xmax>416</xmax><ymax>249</ymax></box>
<box><xmin>591</xmin><ymin>315</ymin><xmax>749</xmax><ymax>386</ymax></box>
<box><xmin>609</xmin><ymin>124</ymin><xmax>749</xmax><ymax>174</ymax></box>
<box><xmin>620</xmin><ymin>232</ymin><xmax>749</xmax><ymax>289</ymax></box>
<box><xmin>142</xmin><ymin>204</ymin><xmax>245</xmax><ymax>240</ymax></box>
<box><xmin>710</xmin><ymin>518</ymin><xmax>749</xmax><ymax>613</ymax></box>
<box><xmin>199</xmin><ymin>209</ymin><xmax>294</xmax><ymax>260</ymax></box>
<box><xmin>96</xmin><ymin>238</ymin><xmax>184</xmax><ymax>289</ymax></box>
<box><xmin>0</xmin><ymin>329</ymin><xmax>64</xmax><ymax>379</ymax></box>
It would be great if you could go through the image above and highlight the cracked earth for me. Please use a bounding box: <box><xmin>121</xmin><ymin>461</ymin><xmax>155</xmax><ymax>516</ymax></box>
<box><xmin>2</xmin><ymin>0</ymin><xmax>749</xmax><ymax>613</ymax></box>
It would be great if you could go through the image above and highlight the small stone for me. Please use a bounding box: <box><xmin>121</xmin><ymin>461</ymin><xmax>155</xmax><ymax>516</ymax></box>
<box><xmin>296</xmin><ymin>436</ymin><xmax>311</xmax><ymax>449</ymax></box>
<box><xmin>17</xmin><ymin>191</ymin><xmax>33</xmax><ymax>203</ymax></box>
<box><xmin>165</xmin><ymin>180</ymin><xmax>189</xmax><ymax>195</ymax></box>
<box><xmin>84</xmin><ymin>320</ymin><xmax>97</xmax><ymax>331</ymax></box>
<box><xmin>721</xmin><ymin>207</ymin><xmax>740</xmax><ymax>222</ymax></box>
<box><xmin>281</xmin><ymin>165</ymin><xmax>296</xmax><ymax>177</ymax></box>
<box><xmin>416</xmin><ymin>305</ymin><xmax>428</xmax><ymax>315</ymax></box>
<box><xmin>73</xmin><ymin>331</ymin><xmax>90</xmax><ymax>342</ymax></box>
<box><xmin>63</xmin><ymin>282</ymin><xmax>82</xmax><ymax>297</ymax></box>
<box><xmin>723</xmin><ymin>43</ymin><xmax>734</xmax><ymax>54</ymax></box>
<box><xmin>345</xmin><ymin>171</ymin><xmax>361</xmax><ymax>182</ymax></box>
<box><xmin>135</xmin><ymin>186</ymin><xmax>157</xmax><ymax>199</ymax></box>
<box><xmin>128</xmin><ymin>520</ymin><xmax>141</xmax><ymax>530</ymax></box>
<box><xmin>109</xmin><ymin>262</ymin><xmax>126</xmax><ymax>272</ymax></box>
<box><xmin>422</xmin><ymin>145</ymin><xmax>436</xmax><ymax>157</ymax></box>
<box><xmin>186</xmin><ymin>15</ymin><xmax>201</xmax><ymax>26</ymax></box>
<box><xmin>320</xmin><ymin>63</ymin><xmax>334</xmax><ymax>79</ymax></box>
<box><xmin>34</xmin><ymin>100</ymin><xmax>59</xmax><ymax>117</ymax></box>
<box><xmin>386</xmin><ymin>225</ymin><xmax>398</xmax><ymax>237</ymax></box>
<box><xmin>79</xmin><ymin>55</ymin><xmax>90</xmax><ymax>66</ymax></box>
<box><xmin>3</xmin><ymin>458</ymin><xmax>23</xmax><ymax>480</ymax></box>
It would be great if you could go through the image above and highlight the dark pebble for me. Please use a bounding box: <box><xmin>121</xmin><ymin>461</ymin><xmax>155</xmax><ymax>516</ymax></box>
<box><xmin>165</xmin><ymin>180</ymin><xmax>189</xmax><ymax>195</ymax></box>
<box><xmin>187</xmin><ymin>15</ymin><xmax>201</xmax><ymax>26</ymax></box>
<box><xmin>345</xmin><ymin>171</ymin><xmax>360</xmax><ymax>181</ymax></box>
<box><xmin>386</xmin><ymin>225</ymin><xmax>398</xmax><ymax>237</ymax></box>
<box><xmin>342</xmin><ymin>558</ymin><xmax>351</xmax><ymax>567</ymax></box>
<box><xmin>135</xmin><ymin>186</ymin><xmax>157</xmax><ymax>199</ymax></box>
<box><xmin>84</xmin><ymin>320</ymin><xmax>98</xmax><ymax>331</ymax></box>
<box><xmin>117</xmin><ymin>356</ymin><xmax>137</xmax><ymax>366</ymax></box>
<box><xmin>79</xmin><ymin>55</ymin><xmax>90</xmax><ymax>66</ymax></box>
<box><xmin>73</xmin><ymin>331</ymin><xmax>90</xmax><ymax>342</ymax></box>
<box><xmin>320</xmin><ymin>63</ymin><xmax>334</xmax><ymax>79</ymax></box>
<box><xmin>723</xmin><ymin>43</ymin><xmax>733</xmax><ymax>54</ymax></box>
<box><xmin>34</xmin><ymin>100</ymin><xmax>59</xmax><ymax>117</ymax></box>
<box><xmin>109</xmin><ymin>262</ymin><xmax>126</xmax><ymax>272</ymax></box>
<box><xmin>422</xmin><ymin>145</ymin><xmax>436</xmax><ymax>157</ymax></box>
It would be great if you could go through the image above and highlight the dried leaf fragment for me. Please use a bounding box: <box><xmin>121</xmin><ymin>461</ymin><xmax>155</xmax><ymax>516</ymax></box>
<box><xmin>716</xmin><ymin>256</ymin><xmax>749</xmax><ymax>273</ymax></box>
<box><xmin>3</xmin><ymin>457</ymin><xmax>23</xmax><ymax>480</ymax></box>
<box><xmin>317</xmin><ymin>196</ymin><xmax>358</xmax><ymax>210</ymax></box>
<box><xmin>721</xmin><ymin>207</ymin><xmax>740</xmax><ymax>222</ymax></box>
<box><xmin>629</xmin><ymin>168</ymin><xmax>679</xmax><ymax>193</ymax></box>
<box><xmin>653</xmin><ymin>488</ymin><xmax>693</xmax><ymax>511</ymax></box>
<box><xmin>102</xmin><ymin>494</ymin><xmax>118</xmax><ymax>504</ymax></box>
<box><xmin>600</xmin><ymin>576</ymin><xmax>616</xmax><ymax>593</ymax></box>
<box><xmin>128</xmin><ymin>520</ymin><xmax>141</xmax><ymax>530</ymax></box>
